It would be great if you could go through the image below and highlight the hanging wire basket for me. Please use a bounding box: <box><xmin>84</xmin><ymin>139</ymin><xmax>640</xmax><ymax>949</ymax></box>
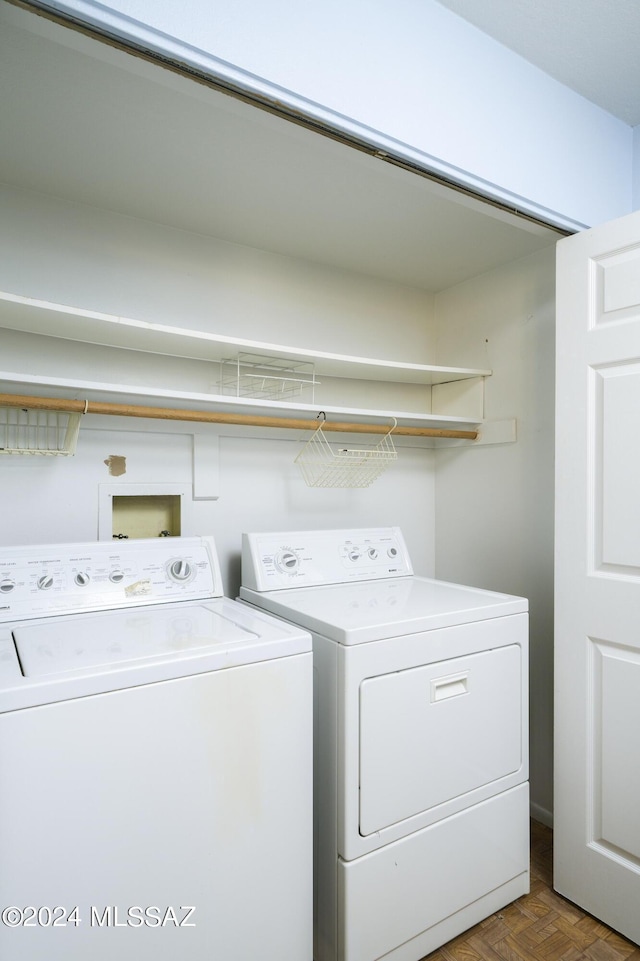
<box><xmin>295</xmin><ymin>416</ymin><xmax>397</xmax><ymax>488</ymax></box>
<box><xmin>0</xmin><ymin>406</ymin><xmax>82</xmax><ymax>456</ymax></box>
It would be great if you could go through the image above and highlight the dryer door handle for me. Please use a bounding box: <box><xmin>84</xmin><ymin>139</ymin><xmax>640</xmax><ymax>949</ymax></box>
<box><xmin>430</xmin><ymin>672</ymin><xmax>469</xmax><ymax>703</ymax></box>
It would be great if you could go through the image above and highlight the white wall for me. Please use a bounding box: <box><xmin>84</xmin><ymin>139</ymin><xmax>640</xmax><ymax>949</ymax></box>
<box><xmin>0</xmin><ymin>185</ymin><xmax>435</xmax><ymax>363</ymax></box>
<box><xmin>0</xmin><ymin>411</ymin><xmax>435</xmax><ymax>596</ymax></box>
<box><xmin>34</xmin><ymin>0</ymin><xmax>633</xmax><ymax>229</ymax></box>
<box><xmin>634</xmin><ymin>125</ymin><xmax>640</xmax><ymax>211</ymax></box>
<box><xmin>433</xmin><ymin>245</ymin><xmax>556</xmax><ymax>824</ymax></box>
<box><xmin>0</xmin><ymin>184</ymin><xmax>438</xmax><ymax>588</ymax></box>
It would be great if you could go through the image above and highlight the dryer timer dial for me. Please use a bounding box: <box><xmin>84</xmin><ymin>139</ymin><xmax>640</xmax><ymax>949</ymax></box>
<box><xmin>274</xmin><ymin>550</ymin><xmax>299</xmax><ymax>574</ymax></box>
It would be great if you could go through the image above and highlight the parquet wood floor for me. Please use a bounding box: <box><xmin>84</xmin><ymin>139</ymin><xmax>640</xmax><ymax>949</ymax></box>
<box><xmin>423</xmin><ymin>820</ymin><xmax>640</xmax><ymax>961</ymax></box>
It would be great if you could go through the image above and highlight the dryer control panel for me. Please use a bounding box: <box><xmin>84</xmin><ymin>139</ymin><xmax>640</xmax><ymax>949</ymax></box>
<box><xmin>242</xmin><ymin>527</ymin><xmax>413</xmax><ymax>591</ymax></box>
<box><xmin>0</xmin><ymin>536</ymin><xmax>222</xmax><ymax>622</ymax></box>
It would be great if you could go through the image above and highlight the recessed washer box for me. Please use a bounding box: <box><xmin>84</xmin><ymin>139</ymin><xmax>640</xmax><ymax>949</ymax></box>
<box><xmin>98</xmin><ymin>483</ymin><xmax>191</xmax><ymax>540</ymax></box>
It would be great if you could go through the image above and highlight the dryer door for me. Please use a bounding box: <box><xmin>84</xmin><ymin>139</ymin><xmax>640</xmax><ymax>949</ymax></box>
<box><xmin>359</xmin><ymin>645</ymin><xmax>523</xmax><ymax>835</ymax></box>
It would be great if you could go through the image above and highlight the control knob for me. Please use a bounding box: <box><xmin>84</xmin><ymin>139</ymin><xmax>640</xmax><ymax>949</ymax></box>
<box><xmin>168</xmin><ymin>559</ymin><xmax>193</xmax><ymax>582</ymax></box>
<box><xmin>275</xmin><ymin>550</ymin><xmax>299</xmax><ymax>574</ymax></box>
<box><xmin>74</xmin><ymin>572</ymin><xmax>90</xmax><ymax>587</ymax></box>
<box><xmin>348</xmin><ymin>549</ymin><xmax>361</xmax><ymax>562</ymax></box>
<box><xmin>367</xmin><ymin>548</ymin><xmax>378</xmax><ymax>560</ymax></box>
<box><xmin>37</xmin><ymin>574</ymin><xmax>54</xmax><ymax>591</ymax></box>
<box><xmin>109</xmin><ymin>570</ymin><xmax>125</xmax><ymax>584</ymax></box>
<box><xmin>0</xmin><ymin>578</ymin><xmax>15</xmax><ymax>594</ymax></box>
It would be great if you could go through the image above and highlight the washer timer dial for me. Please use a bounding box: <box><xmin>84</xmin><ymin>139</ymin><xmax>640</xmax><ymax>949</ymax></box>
<box><xmin>167</xmin><ymin>559</ymin><xmax>193</xmax><ymax>582</ymax></box>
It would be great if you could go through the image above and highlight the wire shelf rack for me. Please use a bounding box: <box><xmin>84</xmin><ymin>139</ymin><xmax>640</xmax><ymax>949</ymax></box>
<box><xmin>218</xmin><ymin>352</ymin><xmax>318</xmax><ymax>402</ymax></box>
<box><xmin>0</xmin><ymin>407</ymin><xmax>81</xmax><ymax>456</ymax></box>
<box><xmin>295</xmin><ymin>418</ymin><xmax>397</xmax><ymax>488</ymax></box>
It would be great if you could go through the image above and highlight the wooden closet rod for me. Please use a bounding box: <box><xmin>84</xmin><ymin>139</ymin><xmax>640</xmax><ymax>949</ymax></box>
<box><xmin>0</xmin><ymin>392</ymin><xmax>479</xmax><ymax>440</ymax></box>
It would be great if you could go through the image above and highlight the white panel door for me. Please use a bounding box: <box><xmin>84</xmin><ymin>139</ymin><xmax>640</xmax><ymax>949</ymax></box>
<box><xmin>555</xmin><ymin>208</ymin><xmax>640</xmax><ymax>944</ymax></box>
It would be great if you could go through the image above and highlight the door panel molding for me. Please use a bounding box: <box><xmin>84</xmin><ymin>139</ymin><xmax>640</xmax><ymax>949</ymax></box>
<box><xmin>591</xmin><ymin>363</ymin><xmax>640</xmax><ymax>573</ymax></box>
<box><xmin>591</xmin><ymin>244</ymin><xmax>640</xmax><ymax>328</ymax></box>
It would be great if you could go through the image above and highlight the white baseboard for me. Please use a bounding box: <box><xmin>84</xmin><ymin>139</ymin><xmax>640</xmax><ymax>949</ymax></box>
<box><xmin>530</xmin><ymin>801</ymin><xmax>553</xmax><ymax>828</ymax></box>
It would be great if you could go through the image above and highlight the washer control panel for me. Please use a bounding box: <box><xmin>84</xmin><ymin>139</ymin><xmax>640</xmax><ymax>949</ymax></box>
<box><xmin>242</xmin><ymin>527</ymin><xmax>413</xmax><ymax>591</ymax></box>
<box><xmin>0</xmin><ymin>535</ymin><xmax>222</xmax><ymax>622</ymax></box>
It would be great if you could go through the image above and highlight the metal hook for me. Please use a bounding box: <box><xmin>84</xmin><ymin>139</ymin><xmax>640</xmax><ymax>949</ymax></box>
<box><xmin>317</xmin><ymin>411</ymin><xmax>327</xmax><ymax>423</ymax></box>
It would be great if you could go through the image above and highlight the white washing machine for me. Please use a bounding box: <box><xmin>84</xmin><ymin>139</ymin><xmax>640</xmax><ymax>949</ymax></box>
<box><xmin>240</xmin><ymin>527</ymin><xmax>529</xmax><ymax>961</ymax></box>
<box><xmin>0</xmin><ymin>535</ymin><xmax>312</xmax><ymax>961</ymax></box>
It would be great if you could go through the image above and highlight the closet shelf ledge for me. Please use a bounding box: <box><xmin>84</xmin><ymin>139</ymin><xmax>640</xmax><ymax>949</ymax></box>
<box><xmin>0</xmin><ymin>290</ymin><xmax>491</xmax><ymax>386</ymax></box>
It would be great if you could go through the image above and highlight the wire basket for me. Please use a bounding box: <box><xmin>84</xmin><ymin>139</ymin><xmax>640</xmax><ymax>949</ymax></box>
<box><xmin>0</xmin><ymin>407</ymin><xmax>82</xmax><ymax>456</ymax></box>
<box><xmin>218</xmin><ymin>352</ymin><xmax>318</xmax><ymax>402</ymax></box>
<box><xmin>295</xmin><ymin>419</ymin><xmax>397</xmax><ymax>488</ymax></box>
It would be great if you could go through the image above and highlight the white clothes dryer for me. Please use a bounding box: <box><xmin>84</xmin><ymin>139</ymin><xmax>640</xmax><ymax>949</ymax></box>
<box><xmin>0</xmin><ymin>535</ymin><xmax>312</xmax><ymax>961</ymax></box>
<box><xmin>240</xmin><ymin>527</ymin><xmax>529</xmax><ymax>961</ymax></box>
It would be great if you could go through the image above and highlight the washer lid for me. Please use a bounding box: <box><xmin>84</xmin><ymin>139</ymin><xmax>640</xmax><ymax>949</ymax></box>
<box><xmin>12</xmin><ymin>598</ymin><xmax>297</xmax><ymax>677</ymax></box>
<box><xmin>240</xmin><ymin>575</ymin><xmax>527</xmax><ymax>644</ymax></box>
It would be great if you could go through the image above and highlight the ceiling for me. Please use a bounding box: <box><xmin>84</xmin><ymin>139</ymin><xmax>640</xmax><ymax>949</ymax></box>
<box><xmin>436</xmin><ymin>0</ymin><xmax>640</xmax><ymax>126</ymax></box>
<box><xmin>0</xmin><ymin>1</ymin><xmax>561</xmax><ymax>296</ymax></box>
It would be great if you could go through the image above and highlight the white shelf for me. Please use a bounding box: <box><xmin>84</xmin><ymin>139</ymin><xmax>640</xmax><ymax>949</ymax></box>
<box><xmin>0</xmin><ymin>371</ymin><xmax>482</xmax><ymax>433</ymax></box>
<box><xmin>0</xmin><ymin>290</ymin><xmax>491</xmax><ymax>435</ymax></box>
<box><xmin>0</xmin><ymin>291</ymin><xmax>490</xmax><ymax>387</ymax></box>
